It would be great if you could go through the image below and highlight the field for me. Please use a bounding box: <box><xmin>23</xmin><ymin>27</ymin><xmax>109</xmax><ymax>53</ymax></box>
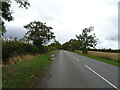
<box><xmin>2</xmin><ymin>52</ymin><xmax>54</xmax><ymax>88</ymax></box>
<box><xmin>75</xmin><ymin>50</ymin><xmax>120</xmax><ymax>66</ymax></box>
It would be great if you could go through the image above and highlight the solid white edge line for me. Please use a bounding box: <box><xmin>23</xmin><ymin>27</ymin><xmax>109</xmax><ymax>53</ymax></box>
<box><xmin>85</xmin><ymin>65</ymin><xmax>118</xmax><ymax>89</ymax></box>
<box><xmin>73</xmin><ymin>56</ymin><xmax>79</xmax><ymax>61</ymax></box>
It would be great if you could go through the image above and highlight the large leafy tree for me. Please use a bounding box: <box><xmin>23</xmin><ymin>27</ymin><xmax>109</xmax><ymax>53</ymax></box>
<box><xmin>76</xmin><ymin>26</ymin><xmax>98</xmax><ymax>54</ymax></box>
<box><xmin>24</xmin><ymin>21</ymin><xmax>55</xmax><ymax>48</ymax></box>
<box><xmin>0</xmin><ymin>0</ymin><xmax>30</xmax><ymax>36</ymax></box>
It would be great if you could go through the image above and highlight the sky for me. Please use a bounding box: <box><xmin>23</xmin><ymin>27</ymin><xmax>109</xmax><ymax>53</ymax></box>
<box><xmin>4</xmin><ymin>0</ymin><xmax>119</xmax><ymax>49</ymax></box>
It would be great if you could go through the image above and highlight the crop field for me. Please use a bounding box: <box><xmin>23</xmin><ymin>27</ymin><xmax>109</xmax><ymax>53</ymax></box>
<box><xmin>75</xmin><ymin>50</ymin><xmax>120</xmax><ymax>63</ymax></box>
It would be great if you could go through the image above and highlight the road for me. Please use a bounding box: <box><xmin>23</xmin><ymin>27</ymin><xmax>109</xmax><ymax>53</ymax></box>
<box><xmin>36</xmin><ymin>50</ymin><xmax>119</xmax><ymax>89</ymax></box>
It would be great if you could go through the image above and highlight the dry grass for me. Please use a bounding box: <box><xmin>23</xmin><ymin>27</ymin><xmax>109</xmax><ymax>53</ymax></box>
<box><xmin>3</xmin><ymin>54</ymin><xmax>40</xmax><ymax>65</ymax></box>
<box><xmin>75</xmin><ymin>50</ymin><xmax>120</xmax><ymax>63</ymax></box>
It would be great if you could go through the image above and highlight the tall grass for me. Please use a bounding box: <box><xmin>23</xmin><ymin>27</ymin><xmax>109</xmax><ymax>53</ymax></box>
<box><xmin>75</xmin><ymin>50</ymin><xmax>120</xmax><ymax>63</ymax></box>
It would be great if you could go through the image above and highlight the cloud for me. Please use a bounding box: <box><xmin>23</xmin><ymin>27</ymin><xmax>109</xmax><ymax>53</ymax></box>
<box><xmin>4</xmin><ymin>0</ymin><xmax>119</xmax><ymax>49</ymax></box>
<box><xmin>4</xmin><ymin>24</ymin><xmax>26</xmax><ymax>39</ymax></box>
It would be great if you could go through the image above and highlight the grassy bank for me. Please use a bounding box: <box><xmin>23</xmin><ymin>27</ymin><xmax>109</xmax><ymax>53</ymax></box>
<box><xmin>74</xmin><ymin>50</ymin><xmax>120</xmax><ymax>67</ymax></box>
<box><xmin>2</xmin><ymin>51</ymin><xmax>59</xmax><ymax>88</ymax></box>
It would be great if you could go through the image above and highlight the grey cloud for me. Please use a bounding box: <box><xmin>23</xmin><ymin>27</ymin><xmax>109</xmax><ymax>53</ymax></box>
<box><xmin>118</xmin><ymin>32</ymin><xmax>120</xmax><ymax>42</ymax></box>
<box><xmin>106</xmin><ymin>34</ymin><xmax>118</xmax><ymax>41</ymax></box>
<box><xmin>104</xmin><ymin>14</ymin><xmax>118</xmax><ymax>41</ymax></box>
<box><xmin>97</xmin><ymin>40</ymin><xmax>102</xmax><ymax>44</ymax></box>
<box><xmin>4</xmin><ymin>25</ymin><xmax>26</xmax><ymax>39</ymax></box>
<box><xmin>37</xmin><ymin>11</ymin><xmax>55</xmax><ymax>22</ymax></box>
<box><xmin>106</xmin><ymin>0</ymin><xmax>119</xmax><ymax>7</ymax></box>
<box><xmin>57</xmin><ymin>19</ymin><xmax>63</xmax><ymax>24</ymax></box>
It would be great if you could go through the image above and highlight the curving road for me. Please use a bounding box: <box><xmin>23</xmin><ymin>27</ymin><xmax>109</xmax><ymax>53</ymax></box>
<box><xmin>36</xmin><ymin>50</ymin><xmax>119</xmax><ymax>89</ymax></box>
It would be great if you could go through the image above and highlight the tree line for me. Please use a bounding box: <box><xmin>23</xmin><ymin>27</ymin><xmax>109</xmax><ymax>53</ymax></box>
<box><xmin>62</xmin><ymin>27</ymin><xmax>120</xmax><ymax>53</ymax></box>
<box><xmin>1</xmin><ymin>0</ymin><xmax>119</xmax><ymax>64</ymax></box>
<box><xmin>1</xmin><ymin>0</ymin><xmax>58</xmax><ymax>64</ymax></box>
<box><xmin>62</xmin><ymin>26</ymin><xmax>98</xmax><ymax>54</ymax></box>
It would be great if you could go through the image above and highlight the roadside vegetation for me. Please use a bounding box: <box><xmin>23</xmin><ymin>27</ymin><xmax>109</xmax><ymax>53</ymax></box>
<box><xmin>2</xmin><ymin>37</ymin><xmax>61</xmax><ymax>65</ymax></box>
<box><xmin>2</xmin><ymin>52</ymin><xmax>57</xmax><ymax>88</ymax></box>
<box><xmin>75</xmin><ymin>50</ymin><xmax>119</xmax><ymax>62</ymax></box>
<box><xmin>2</xmin><ymin>38</ymin><xmax>39</xmax><ymax>64</ymax></box>
<box><xmin>74</xmin><ymin>50</ymin><xmax>120</xmax><ymax>67</ymax></box>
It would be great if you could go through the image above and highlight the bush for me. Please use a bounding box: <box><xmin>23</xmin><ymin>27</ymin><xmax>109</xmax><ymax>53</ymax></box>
<box><xmin>47</xmin><ymin>46</ymin><xmax>57</xmax><ymax>52</ymax></box>
<box><xmin>2</xmin><ymin>38</ymin><xmax>40</xmax><ymax>63</ymax></box>
<box><xmin>88</xmin><ymin>48</ymin><xmax>120</xmax><ymax>53</ymax></box>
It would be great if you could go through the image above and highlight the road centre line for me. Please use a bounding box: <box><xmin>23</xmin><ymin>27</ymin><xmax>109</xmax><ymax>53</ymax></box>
<box><xmin>85</xmin><ymin>65</ymin><xmax>118</xmax><ymax>89</ymax></box>
<box><xmin>73</xmin><ymin>56</ymin><xmax>79</xmax><ymax>61</ymax></box>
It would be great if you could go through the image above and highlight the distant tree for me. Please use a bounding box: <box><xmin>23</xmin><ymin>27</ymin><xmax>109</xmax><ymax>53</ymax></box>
<box><xmin>24</xmin><ymin>21</ymin><xmax>55</xmax><ymax>48</ymax></box>
<box><xmin>62</xmin><ymin>39</ymin><xmax>81</xmax><ymax>51</ymax></box>
<box><xmin>50</xmin><ymin>40</ymin><xmax>62</xmax><ymax>49</ymax></box>
<box><xmin>76</xmin><ymin>26</ymin><xmax>98</xmax><ymax>54</ymax></box>
<box><xmin>62</xmin><ymin>41</ymin><xmax>70</xmax><ymax>50</ymax></box>
<box><xmin>69</xmin><ymin>39</ymin><xmax>81</xmax><ymax>51</ymax></box>
<box><xmin>0</xmin><ymin>0</ymin><xmax>30</xmax><ymax>36</ymax></box>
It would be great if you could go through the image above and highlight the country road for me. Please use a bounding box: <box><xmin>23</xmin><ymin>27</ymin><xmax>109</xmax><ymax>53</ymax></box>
<box><xmin>36</xmin><ymin>50</ymin><xmax>119</xmax><ymax>88</ymax></box>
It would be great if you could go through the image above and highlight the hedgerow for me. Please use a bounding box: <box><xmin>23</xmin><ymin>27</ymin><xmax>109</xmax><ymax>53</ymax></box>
<box><xmin>2</xmin><ymin>38</ymin><xmax>40</xmax><ymax>63</ymax></box>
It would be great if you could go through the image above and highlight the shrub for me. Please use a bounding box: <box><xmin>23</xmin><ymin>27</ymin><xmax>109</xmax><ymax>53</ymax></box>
<box><xmin>2</xmin><ymin>38</ymin><xmax>40</xmax><ymax>63</ymax></box>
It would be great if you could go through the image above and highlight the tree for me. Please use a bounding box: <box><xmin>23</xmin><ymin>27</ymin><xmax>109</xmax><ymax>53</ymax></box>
<box><xmin>76</xmin><ymin>26</ymin><xmax>98</xmax><ymax>54</ymax></box>
<box><xmin>24</xmin><ymin>21</ymin><xmax>55</xmax><ymax>48</ymax></box>
<box><xmin>0</xmin><ymin>21</ymin><xmax>6</xmax><ymax>36</ymax></box>
<box><xmin>69</xmin><ymin>39</ymin><xmax>81</xmax><ymax>51</ymax></box>
<box><xmin>50</xmin><ymin>40</ymin><xmax>62</xmax><ymax>49</ymax></box>
<box><xmin>62</xmin><ymin>39</ymin><xmax>80</xmax><ymax>51</ymax></box>
<box><xmin>0</xmin><ymin>0</ymin><xmax>30</xmax><ymax>36</ymax></box>
<box><xmin>62</xmin><ymin>41</ymin><xmax>70</xmax><ymax>50</ymax></box>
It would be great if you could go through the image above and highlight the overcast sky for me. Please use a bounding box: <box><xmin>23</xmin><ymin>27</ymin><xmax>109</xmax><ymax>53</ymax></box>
<box><xmin>4</xmin><ymin>0</ymin><xmax>119</xmax><ymax>49</ymax></box>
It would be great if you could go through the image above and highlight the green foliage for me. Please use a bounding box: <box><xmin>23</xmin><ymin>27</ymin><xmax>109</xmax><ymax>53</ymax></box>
<box><xmin>0</xmin><ymin>20</ymin><xmax>6</xmax><ymax>37</ymax></box>
<box><xmin>69</xmin><ymin>39</ymin><xmax>81</xmax><ymax>51</ymax></box>
<box><xmin>88</xmin><ymin>48</ymin><xmax>120</xmax><ymax>53</ymax></box>
<box><xmin>50</xmin><ymin>40</ymin><xmax>62</xmax><ymax>49</ymax></box>
<box><xmin>47</xmin><ymin>46</ymin><xmax>57</xmax><ymax>52</ymax></box>
<box><xmin>62</xmin><ymin>41</ymin><xmax>70</xmax><ymax>50</ymax></box>
<box><xmin>76</xmin><ymin>26</ymin><xmax>98</xmax><ymax>54</ymax></box>
<box><xmin>38</xmin><ymin>46</ymin><xmax>50</xmax><ymax>54</ymax></box>
<box><xmin>2</xmin><ymin>37</ymin><xmax>40</xmax><ymax>63</ymax></box>
<box><xmin>0</xmin><ymin>1</ymin><xmax>13</xmax><ymax>21</ymax></box>
<box><xmin>0</xmin><ymin>0</ymin><xmax>30</xmax><ymax>36</ymax></box>
<box><xmin>0</xmin><ymin>0</ymin><xmax>30</xmax><ymax>21</ymax></box>
<box><xmin>62</xmin><ymin>39</ymin><xmax>80</xmax><ymax>51</ymax></box>
<box><xmin>24</xmin><ymin>21</ymin><xmax>55</xmax><ymax>48</ymax></box>
<box><xmin>2</xmin><ymin>53</ymin><xmax>53</xmax><ymax>88</ymax></box>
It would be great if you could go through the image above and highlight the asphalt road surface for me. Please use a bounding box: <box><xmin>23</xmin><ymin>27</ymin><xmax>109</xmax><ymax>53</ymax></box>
<box><xmin>36</xmin><ymin>50</ymin><xmax>119</xmax><ymax>89</ymax></box>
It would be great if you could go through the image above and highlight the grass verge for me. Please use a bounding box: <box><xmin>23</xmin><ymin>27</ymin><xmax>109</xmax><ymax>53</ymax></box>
<box><xmin>74</xmin><ymin>51</ymin><xmax>120</xmax><ymax>67</ymax></box>
<box><xmin>2</xmin><ymin>51</ymin><xmax>59</xmax><ymax>88</ymax></box>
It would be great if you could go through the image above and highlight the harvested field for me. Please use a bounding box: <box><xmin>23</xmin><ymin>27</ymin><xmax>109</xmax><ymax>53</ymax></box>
<box><xmin>75</xmin><ymin>50</ymin><xmax>120</xmax><ymax>63</ymax></box>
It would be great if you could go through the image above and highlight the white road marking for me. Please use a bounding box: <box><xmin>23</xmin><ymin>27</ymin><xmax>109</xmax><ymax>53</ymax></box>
<box><xmin>73</xmin><ymin>56</ymin><xmax>79</xmax><ymax>61</ymax></box>
<box><xmin>85</xmin><ymin>65</ymin><xmax>118</xmax><ymax>89</ymax></box>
